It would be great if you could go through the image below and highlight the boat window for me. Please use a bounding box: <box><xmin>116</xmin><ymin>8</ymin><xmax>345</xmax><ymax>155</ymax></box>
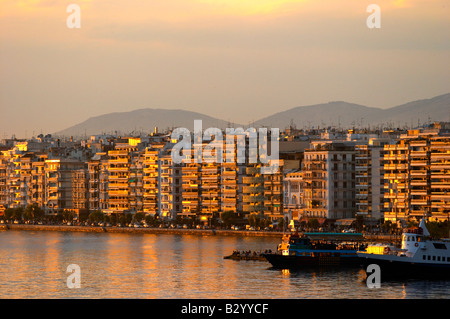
<box><xmin>423</xmin><ymin>255</ymin><xmax>426</xmax><ymax>260</ymax></box>
<box><xmin>432</xmin><ymin>243</ymin><xmax>447</xmax><ymax>250</ymax></box>
<box><xmin>428</xmin><ymin>255</ymin><xmax>431</xmax><ymax>260</ymax></box>
<box><xmin>437</xmin><ymin>256</ymin><xmax>441</xmax><ymax>261</ymax></box>
<box><xmin>432</xmin><ymin>256</ymin><xmax>436</xmax><ymax>261</ymax></box>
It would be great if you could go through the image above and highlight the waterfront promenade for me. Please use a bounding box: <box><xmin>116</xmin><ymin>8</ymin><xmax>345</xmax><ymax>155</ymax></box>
<box><xmin>0</xmin><ymin>224</ymin><xmax>394</xmax><ymax>242</ymax></box>
<box><xmin>0</xmin><ymin>224</ymin><xmax>283</xmax><ymax>237</ymax></box>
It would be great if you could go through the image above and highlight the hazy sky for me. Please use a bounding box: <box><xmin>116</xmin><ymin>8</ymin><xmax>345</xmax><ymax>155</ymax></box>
<box><xmin>0</xmin><ymin>0</ymin><xmax>449</xmax><ymax>138</ymax></box>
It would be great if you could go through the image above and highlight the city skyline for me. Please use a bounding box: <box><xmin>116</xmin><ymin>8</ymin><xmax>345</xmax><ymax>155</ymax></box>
<box><xmin>1</xmin><ymin>0</ymin><xmax>449</xmax><ymax>137</ymax></box>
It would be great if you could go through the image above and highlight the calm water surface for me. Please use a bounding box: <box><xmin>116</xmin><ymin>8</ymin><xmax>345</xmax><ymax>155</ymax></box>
<box><xmin>0</xmin><ymin>230</ymin><xmax>448</xmax><ymax>299</ymax></box>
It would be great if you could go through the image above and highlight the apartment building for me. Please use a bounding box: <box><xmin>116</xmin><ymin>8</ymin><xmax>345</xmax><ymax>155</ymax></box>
<box><xmin>142</xmin><ymin>143</ymin><xmax>182</xmax><ymax>219</ymax></box>
<box><xmin>181</xmin><ymin>160</ymin><xmax>201</xmax><ymax>218</ymax></box>
<box><xmin>159</xmin><ymin>145</ymin><xmax>181</xmax><ymax>219</ymax></box>
<box><xmin>0</xmin><ymin>153</ymin><xmax>7</xmax><ymax>207</ymax></box>
<box><xmin>430</xmin><ymin>134</ymin><xmax>450</xmax><ymax>220</ymax></box>
<box><xmin>142</xmin><ymin>146</ymin><xmax>161</xmax><ymax>216</ymax></box>
<box><xmin>88</xmin><ymin>153</ymin><xmax>109</xmax><ymax>212</ymax></box>
<box><xmin>31</xmin><ymin>153</ymin><xmax>47</xmax><ymax>208</ymax></box>
<box><xmin>383</xmin><ymin>127</ymin><xmax>450</xmax><ymax>222</ymax></box>
<box><xmin>355</xmin><ymin>139</ymin><xmax>388</xmax><ymax>222</ymax></box>
<box><xmin>5</xmin><ymin>151</ymin><xmax>21</xmax><ymax>208</ymax></box>
<box><xmin>106</xmin><ymin>139</ymin><xmax>143</xmax><ymax>215</ymax></box>
<box><xmin>301</xmin><ymin>141</ymin><xmax>356</xmax><ymax>220</ymax></box>
<box><xmin>44</xmin><ymin>158</ymin><xmax>86</xmax><ymax>214</ymax></box>
<box><xmin>129</xmin><ymin>151</ymin><xmax>144</xmax><ymax>215</ymax></box>
<box><xmin>263</xmin><ymin>160</ymin><xmax>284</xmax><ymax>220</ymax></box>
<box><xmin>221</xmin><ymin>144</ymin><xmax>239</xmax><ymax>214</ymax></box>
<box><xmin>241</xmin><ymin>163</ymin><xmax>265</xmax><ymax>215</ymax></box>
<box><xmin>284</xmin><ymin>169</ymin><xmax>302</xmax><ymax>218</ymax></box>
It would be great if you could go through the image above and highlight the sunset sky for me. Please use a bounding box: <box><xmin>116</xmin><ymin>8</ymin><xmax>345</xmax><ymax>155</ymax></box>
<box><xmin>0</xmin><ymin>0</ymin><xmax>449</xmax><ymax>137</ymax></box>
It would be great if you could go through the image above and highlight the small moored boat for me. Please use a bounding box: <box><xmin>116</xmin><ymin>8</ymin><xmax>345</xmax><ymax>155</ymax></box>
<box><xmin>224</xmin><ymin>250</ymin><xmax>269</xmax><ymax>261</ymax></box>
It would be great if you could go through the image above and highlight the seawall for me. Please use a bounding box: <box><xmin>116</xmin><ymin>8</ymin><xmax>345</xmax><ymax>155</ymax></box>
<box><xmin>0</xmin><ymin>224</ymin><xmax>284</xmax><ymax>237</ymax></box>
<box><xmin>0</xmin><ymin>224</ymin><xmax>394</xmax><ymax>241</ymax></box>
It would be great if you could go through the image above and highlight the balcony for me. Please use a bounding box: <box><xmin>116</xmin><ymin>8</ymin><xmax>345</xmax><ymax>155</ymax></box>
<box><xmin>246</xmin><ymin>167</ymin><xmax>260</xmax><ymax>175</ymax></box>
<box><xmin>430</xmin><ymin>163</ymin><xmax>450</xmax><ymax>170</ymax></box>
<box><xmin>243</xmin><ymin>204</ymin><xmax>264</xmax><ymax>212</ymax></box>
<box><xmin>384</xmin><ymin>155</ymin><xmax>408</xmax><ymax>161</ymax></box>
<box><xmin>242</xmin><ymin>176</ymin><xmax>263</xmax><ymax>184</ymax></box>
<box><xmin>222</xmin><ymin>170</ymin><xmax>236</xmax><ymax>176</ymax></box>
<box><xmin>410</xmin><ymin>200</ymin><xmax>428</xmax><ymax>206</ymax></box>
<box><xmin>410</xmin><ymin>161</ymin><xmax>428</xmax><ymax>167</ymax></box>
<box><xmin>410</xmin><ymin>151</ymin><xmax>428</xmax><ymax>158</ymax></box>
<box><xmin>108</xmin><ymin>150</ymin><xmax>129</xmax><ymax>156</ymax></box>
<box><xmin>384</xmin><ymin>164</ymin><xmax>407</xmax><ymax>170</ymax></box>
<box><xmin>109</xmin><ymin>182</ymin><xmax>129</xmax><ymax>188</ymax></box>
<box><xmin>242</xmin><ymin>195</ymin><xmax>264</xmax><ymax>203</ymax></box>
<box><xmin>242</xmin><ymin>186</ymin><xmax>263</xmax><ymax>193</ymax></box>
<box><xmin>410</xmin><ymin>180</ymin><xmax>428</xmax><ymax>186</ymax></box>
<box><xmin>109</xmin><ymin>190</ymin><xmax>129</xmax><ymax>196</ymax></box>
<box><xmin>108</xmin><ymin>166</ymin><xmax>129</xmax><ymax>172</ymax></box>
<box><xmin>182</xmin><ymin>183</ymin><xmax>198</xmax><ymax>188</ymax></box>
<box><xmin>109</xmin><ymin>158</ymin><xmax>129</xmax><ymax>163</ymax></box>
<box><xmin>410</xmin><ymin>170</ymin><xmax>427</xmax><ymax>176</ymax></box>
<box><xmin>431</xmin><ymin>193</ymin><xmax>450</xmax><ymax>200</ymax></box>
<box><xmin>409</xmin><ymin>141</ymin><xmax>427</xmax><ymax>147</ymax></box>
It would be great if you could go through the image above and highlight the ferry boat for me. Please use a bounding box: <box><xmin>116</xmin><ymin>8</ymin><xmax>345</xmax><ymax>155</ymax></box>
<box><xmin>357</xmin><ymin>218</ymin><xmax>450</xmax><ymax>279</ymax></box>
<box><xmin>263</xmin><ymin>231</ymin><xmax>366</xmax><ymax>269</ymax></box>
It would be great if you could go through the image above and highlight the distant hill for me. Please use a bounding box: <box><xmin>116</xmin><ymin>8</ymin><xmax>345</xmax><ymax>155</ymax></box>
<box><xmin>55</xmin><ymin>93</ymin><xmax>450</xmax><ymax>136</ymax></box>
<box><xmin>254</xmin><ymin>93</ymin><xmax>450</xmax><ymax>130</ymax></box>
<box><xmin>54</xmin><ymin>108</ymin><xmax>239</xmax><ymax>137</ymax></box>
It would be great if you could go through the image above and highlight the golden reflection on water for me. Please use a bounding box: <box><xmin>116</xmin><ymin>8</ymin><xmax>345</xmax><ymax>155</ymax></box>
<box><xmin>0</xmin><ymin>231</ymin><xmax>448</xmax><ymax>299</ymax></box>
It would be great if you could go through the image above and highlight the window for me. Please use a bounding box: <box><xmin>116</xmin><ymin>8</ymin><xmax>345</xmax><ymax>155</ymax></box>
<box><xmin>422</xmin><ymin>255</ymin><xmax>426</xmax><ymax>260</ymax></box>
<box><xmin>432</xmin><ymin>243</ymin><xmax>447</xmax><ymax>250</ymax></box>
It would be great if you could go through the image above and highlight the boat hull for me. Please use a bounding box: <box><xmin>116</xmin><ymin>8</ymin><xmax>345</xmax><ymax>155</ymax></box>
<box><xmin>358</xmin><ymin>253</ymin><xmax>450</xmax><ymax>280</ymax></box>
<box><xmin>263</xmin><ymin>253</ymin><xmax>361</xmax><ymax>269</ymax></box>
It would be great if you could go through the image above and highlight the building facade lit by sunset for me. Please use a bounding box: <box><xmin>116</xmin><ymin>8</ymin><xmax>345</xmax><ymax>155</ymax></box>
<box><xmin>383</xmin><ymin>125</ymin><xmax>450</xmax><ymax>222</ymax></box>
<box><xmin>0</xmin><ymin>123</ymin><xmax>448</xmax><ymax>226</ymax></box>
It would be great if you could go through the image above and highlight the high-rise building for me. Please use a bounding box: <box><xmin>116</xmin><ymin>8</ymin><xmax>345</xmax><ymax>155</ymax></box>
<box><xmin>44</xmin><ymin>158</ymin><xmax>86</xmax><ymax>214</ymax></box>
<box><xmin>301</xmin><ymin>141</ymin><xmax>356</xmax><ymax>220</ymax></box>
<box><xmin>383</xmin><ymin>127</ymin><xmax>450</xmax><ymax>222</ymax></box>
<box><xmin>355</xmin><ymin>138</ymin><xmax>388</xmax><ymax>222</ymax></box>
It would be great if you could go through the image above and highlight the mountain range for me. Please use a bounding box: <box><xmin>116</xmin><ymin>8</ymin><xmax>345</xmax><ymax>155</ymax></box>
<box><xmin>54</xmin><ymin>93</ymin><xmax>450</xmax><ymax>137</ymax></box>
